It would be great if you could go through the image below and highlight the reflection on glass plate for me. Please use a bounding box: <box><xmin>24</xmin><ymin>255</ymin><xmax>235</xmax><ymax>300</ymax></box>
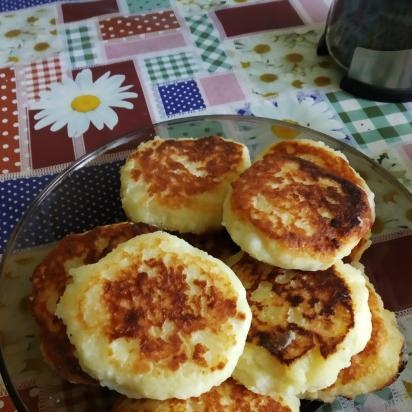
<box><xmin>0</xmin><ymin>115</ymin><xmax>411</xmax><ymax>412</ymax></box>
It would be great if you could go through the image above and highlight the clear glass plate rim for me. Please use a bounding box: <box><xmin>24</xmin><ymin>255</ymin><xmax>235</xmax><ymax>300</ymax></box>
<box><xmin>0</xmin><ymin>113</ymin><xmax>411</xmax><ymax>412</ymax></box>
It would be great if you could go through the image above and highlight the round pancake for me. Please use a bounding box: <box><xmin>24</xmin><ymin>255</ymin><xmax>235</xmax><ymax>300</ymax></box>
<box><xmin>223</xmin><ymin>151</ymin><xmax>374</xmax><ymax>271</ymax></box>
<box><xmin>121</xmin><ymin>136</ymin><xmax>251</xmax><ymax>234</ymax></box>
<box><xmin>229</xmin><ymin>253</ymin><xmax>372</xmax><ymax>396</ymax></box>
<box><xmin>308</xmin><ymin>272</ymin><xmax>405</xmax><ymax>402</ymax></box>
<box><xmin>111</xmin><ymin>378</ymin><xmax>300</xmax><ymax>412</ymax></box>
<box><xmin>259</xmin><ymin>139</ymin><xmax>375</xmax><ymax>220</ymax></box>
<box><xmin>30</xmin><ymin>221</ymin><xmax>156</xmax><ymax>385</ymax></box>
<box><xmin>55</xmin><ymin>231</ymin><xmax>252</xmax><ymax>400</ymax></box>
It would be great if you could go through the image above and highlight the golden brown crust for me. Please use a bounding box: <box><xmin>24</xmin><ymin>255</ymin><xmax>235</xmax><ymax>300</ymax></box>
<box><xmin>232</xmin><ymin>254</ymin><xmax>354</xmax><ymax>364</ymax></box>
<box><xmin>130</xmin><ymin>136</ymin><xmax>246</xmax><ymax>207</ymax></box>
<box><xmin>101</xmin><ymin>256</ymin><xmax>238</xmax><ymax>373</ymax></box>
<box><xmin>230</xmin><ymin>155</ymin><xmax>372</xmax><ymax>253</ymax></box>
<box><xmin>337</xmin><ymin>285</ymin><xmax>382</xmax><ymax>384</ymax></box>
<box><xmin>264</xmin><ymin>140</ymin><xmax>365</xmax><ymax>188</ymax></box>
<box><xmin>323</xmin><ymin>284</ymin><xmax>404</xmax><ymax>392</ymax></box>
<box><xmin>30</xmin><ymin>222</ymin><xmax>156</xmax><ymax>384</ymax></box>
<box><xmin>112</xmin><ymin>378</ymin><xmax>293</xmax><ymax>412</ymax></box>
<box><xmin>31</xmin><ymin>222</ymin><xmax>240</xmax><ymax>384</ymax></box>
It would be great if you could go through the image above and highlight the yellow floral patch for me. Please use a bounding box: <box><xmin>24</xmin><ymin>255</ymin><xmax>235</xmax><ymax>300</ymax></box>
<box><xmin>231</xmin><ymin>29</ymin><xmax>343</xmax><ymax>98</ymax></box>
<box><xmin>0</xmin><ymin>6</ymin><xmax>61</xmax><ymax>67</ymax></box>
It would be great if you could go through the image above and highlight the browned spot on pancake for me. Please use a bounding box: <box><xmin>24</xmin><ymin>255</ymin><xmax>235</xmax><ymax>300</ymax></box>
<box><xmin>210</xmin><ymin>361</ymin><xmax>227</xmax><ymax>372</ymax></box>
<box><xmin>102</xmin><ymin>258</ymin><xmax>238</xmax><ymax>372</ymax></box>
<box><xmin>113</xmin><ymin>378</ymin><xmax>292</xmax><ymax>412</ymax></box>
<box><xmin>30</xmin><ymin>222</ymin><xmax>156</xmax><ymax>384</ymax></box>
<box><xmin>332</xmin><ymin>286</ymin><xmax>392</xmax><ymax>386</ymax></box>
<box><xmin>256</xmin><ymin>326</ymin><xmax>315</xmax><ymax>365</ymax></box>
<box><xmin>233</xmin><ymin>255</ymin><xmax>354</xmax><ymax>364</ymax></box>
<box><xmin>230</xmin><ymin>155</ymin><xmax>371</xmax><ymax>252</ymax></box>
<box><xmin>131</xmin><ymin>168</ymin><xmax>141</xmax><ymax>181</ymax></box>
<box><xmin>193</xmin><ymin>343</ymin><xmax>208</xmax><ymax>367</ymax></box>
<box><xmin>317</xmin><ymin>284</ymin><xmax>405</xmax><ymax>399</ymax></box>
<box><xmin>265</xmin><ymin>140</ymin><xmax>366</xmax><ymax>189</ymax></box>
<box><xmin>131</xmin><ymin>136</ymin><xmax>245</xmax><ymax>207</ymax></box>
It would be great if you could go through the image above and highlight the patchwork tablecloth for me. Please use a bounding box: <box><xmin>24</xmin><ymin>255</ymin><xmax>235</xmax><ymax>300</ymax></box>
<box><xmin>0</xmin><ymin>0</ymin><xmax>411</xmax><ymax>411</ymax></box>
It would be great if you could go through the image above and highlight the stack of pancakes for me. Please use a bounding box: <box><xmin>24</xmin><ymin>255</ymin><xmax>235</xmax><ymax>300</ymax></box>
<box><xmin>31</xmin><ymin>136</ymin><xmax>404</xmax><ymax>412</ymax></box>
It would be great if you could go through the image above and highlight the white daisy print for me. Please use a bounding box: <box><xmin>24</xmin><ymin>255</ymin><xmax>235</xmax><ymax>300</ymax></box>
<box><xmin>244</xmin><ymin>63</ymin><xmax>302</xmax><ymax>98</ymax></box>
<box><xmin>32</xmin><ymin>69</ymin><xmax>138</xmax><ymax>138</ymax></box>
<box><xmin>249</xmin><ymin>92</ymin><xmax>346</xmax><ymax>140</ymax></box>
<box><xmin>231</xmin><ymin>29</ymin><xmax>343</xmax><ymax>93</ymax></box>
<box><xmin>0</xmin><ymin>7</ymin><xmax>59</xmax><ymax>66</ymax></box>
<box><xmin>0</xmin><ymin>15</ymin><xmax>32</xmax><ymax>48</ymax></box>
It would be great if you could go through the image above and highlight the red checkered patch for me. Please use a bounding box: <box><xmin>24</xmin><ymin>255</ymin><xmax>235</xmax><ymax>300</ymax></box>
<box><xmin>23</xmin><ymin>56</ymin><xmax>63</xmax><ymax>102</ymax></box>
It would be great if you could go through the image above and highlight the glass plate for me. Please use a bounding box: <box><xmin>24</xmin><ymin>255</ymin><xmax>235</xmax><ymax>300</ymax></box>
<box><xmin>0</xmin><ymin>115</ymin><xmax>411</xmax><ymax>412</ymax></box>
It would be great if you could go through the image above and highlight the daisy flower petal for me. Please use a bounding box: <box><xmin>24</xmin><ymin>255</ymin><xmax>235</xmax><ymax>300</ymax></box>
<box><xmin>107</xmin><ymin>100</ymin><xmax>134</xmax><ymax>109</ymax></box>
<box><xmin>34</xmin><ymin>111</ymin><xmax>65</xmax><ymax>129</ymax></box>
<box><xmin>50</xmin><ymin>118</ymin><xmax>69</xmax><ymax>132</ymax></box>
<box><xmin>88</xmin><ymin>109</ymin><xmax>106</xmax><ymax>130</ymax></box>
<box><xmin>118</xmin><ymin>85</ymin><xmax>134</xmax><ymax>92</ymax></box>
<box><xmin>117</xmin><ymin>91</ymin><xmax>138</xmax><ymax>100</ymax></box>
<box><xmin>67</xmin><ymin>113</ymin><xmax>89</xmax><ymax>138</ymax></box>
<box><xmin>75</xmin><ymin>69</ymin><xmax>93</xmax><ymax>90</ymax></box>
<box><xmin>103</xmin><ymin>107</ymin><xmax>119</xmax><ymax>130</ymax></box>
<box><xmin>104</xmin><ymin>74</ymin><xmax>125</xmax><ymax>88</ymax></box>
<box><xmin>94</xmin><ymin>71</ymin><xmax>111</xmax><ymax>87</ymax></box>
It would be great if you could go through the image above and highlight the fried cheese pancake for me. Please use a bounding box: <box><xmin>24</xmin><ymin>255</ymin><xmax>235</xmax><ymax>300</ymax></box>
<box><xmin>223</xmin><ymin>150</ymin><xmax>374</xmax><ymax>271</ymax></box>
<box><xmin>55</xmin><ymin>231</ymin><xmax>252</xmax><ymax>400</ymax></box>
<box><xmin>259</xmin><ymin>139</ymin><xmax>375</xmax><ymax>220</ymax></box>
<box><xmin>121</xmin><ymin>136</ymin><xmax>250</xmax><ymax>234</ymax></box>
<box><xmin>30</xmin><ymin>221</ymin><xmax>156</xmax><ymax>385</ymax></box>
<box><xmin>309</xmin><ymin>274</ymin><xmax>405</xmax><ymax>402</ymax></box>
<box><xmin>111</xmin><ymin>378</ymin><xmax>300</xmax><ymax>412</ymax></box>
<box><xmin>260</xmin><ymin>139</ymin><xmax>375</xmax><ymax>265</ymax></box>
<box><xmin>229</xmin><ymin>253</ymin><xmax>372</xmax><ymax>396</ymax></box>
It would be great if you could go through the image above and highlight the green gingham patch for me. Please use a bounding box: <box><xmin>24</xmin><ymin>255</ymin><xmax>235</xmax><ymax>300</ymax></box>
<box><xmin>185</xmin><ymin>14</ymin><xmax>232</xmax><ymax>73</ymax></box>
<box><xmin>144</xmin><ymin>52</ymin><xmax>199</xmax><ymax>83</ymax></box>
<box><xmin>64</xmin><ymin>24</ymin><xmax>101</xmax><ymax>69</ymax></box>
<box><xmin>326</xmin><ymin>91</ymin><xmax>412</xmax><ymax>147</ymax></box>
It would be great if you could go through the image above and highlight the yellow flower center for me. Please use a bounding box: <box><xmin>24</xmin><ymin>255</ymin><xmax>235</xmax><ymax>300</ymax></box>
<box><xmin>314</xmin><ymin>76</ymin><xmax>331</xmax><ymax>86</ymax></box>
<box><xmin>7</xmin><ymin>56</ymin><xmax>19</xmax><ymax>63</ymax></box>
<box><xmin>285</xmin><ymin>53</ymin><xmax>303</xmax><ymax>63</ymax></box>
<box><xmin>34</xmin><ymin>42</ymin><xmax>50</xmax><ymax>51</ymax></box>
<box><xmin>253</xmin><ymin>44</ymin><xmax>271</xmax><ymax>54</ymax></box>
<box><xmin>71</xmin><ymin>94</ymin><xmax>101</xmax><ymax>113</ymax></box>
<box><xmin>271</xmin><ymin>120</ymin><xmax>300</xmax><ymax>139</ymax></box>
<box><xmin>291</xmin><ymin>79</ymin><xmax>303</xmax><ymax>89</ymax></box>
<box><xmin>260</xmin><ymin>73</ymin><xmax>278</xmax><ymax>83</ymax></box>
<box><xmin>5</xmin><ymin>29</ymin><xmax>22</xmax><ymax>38</ymax></box>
